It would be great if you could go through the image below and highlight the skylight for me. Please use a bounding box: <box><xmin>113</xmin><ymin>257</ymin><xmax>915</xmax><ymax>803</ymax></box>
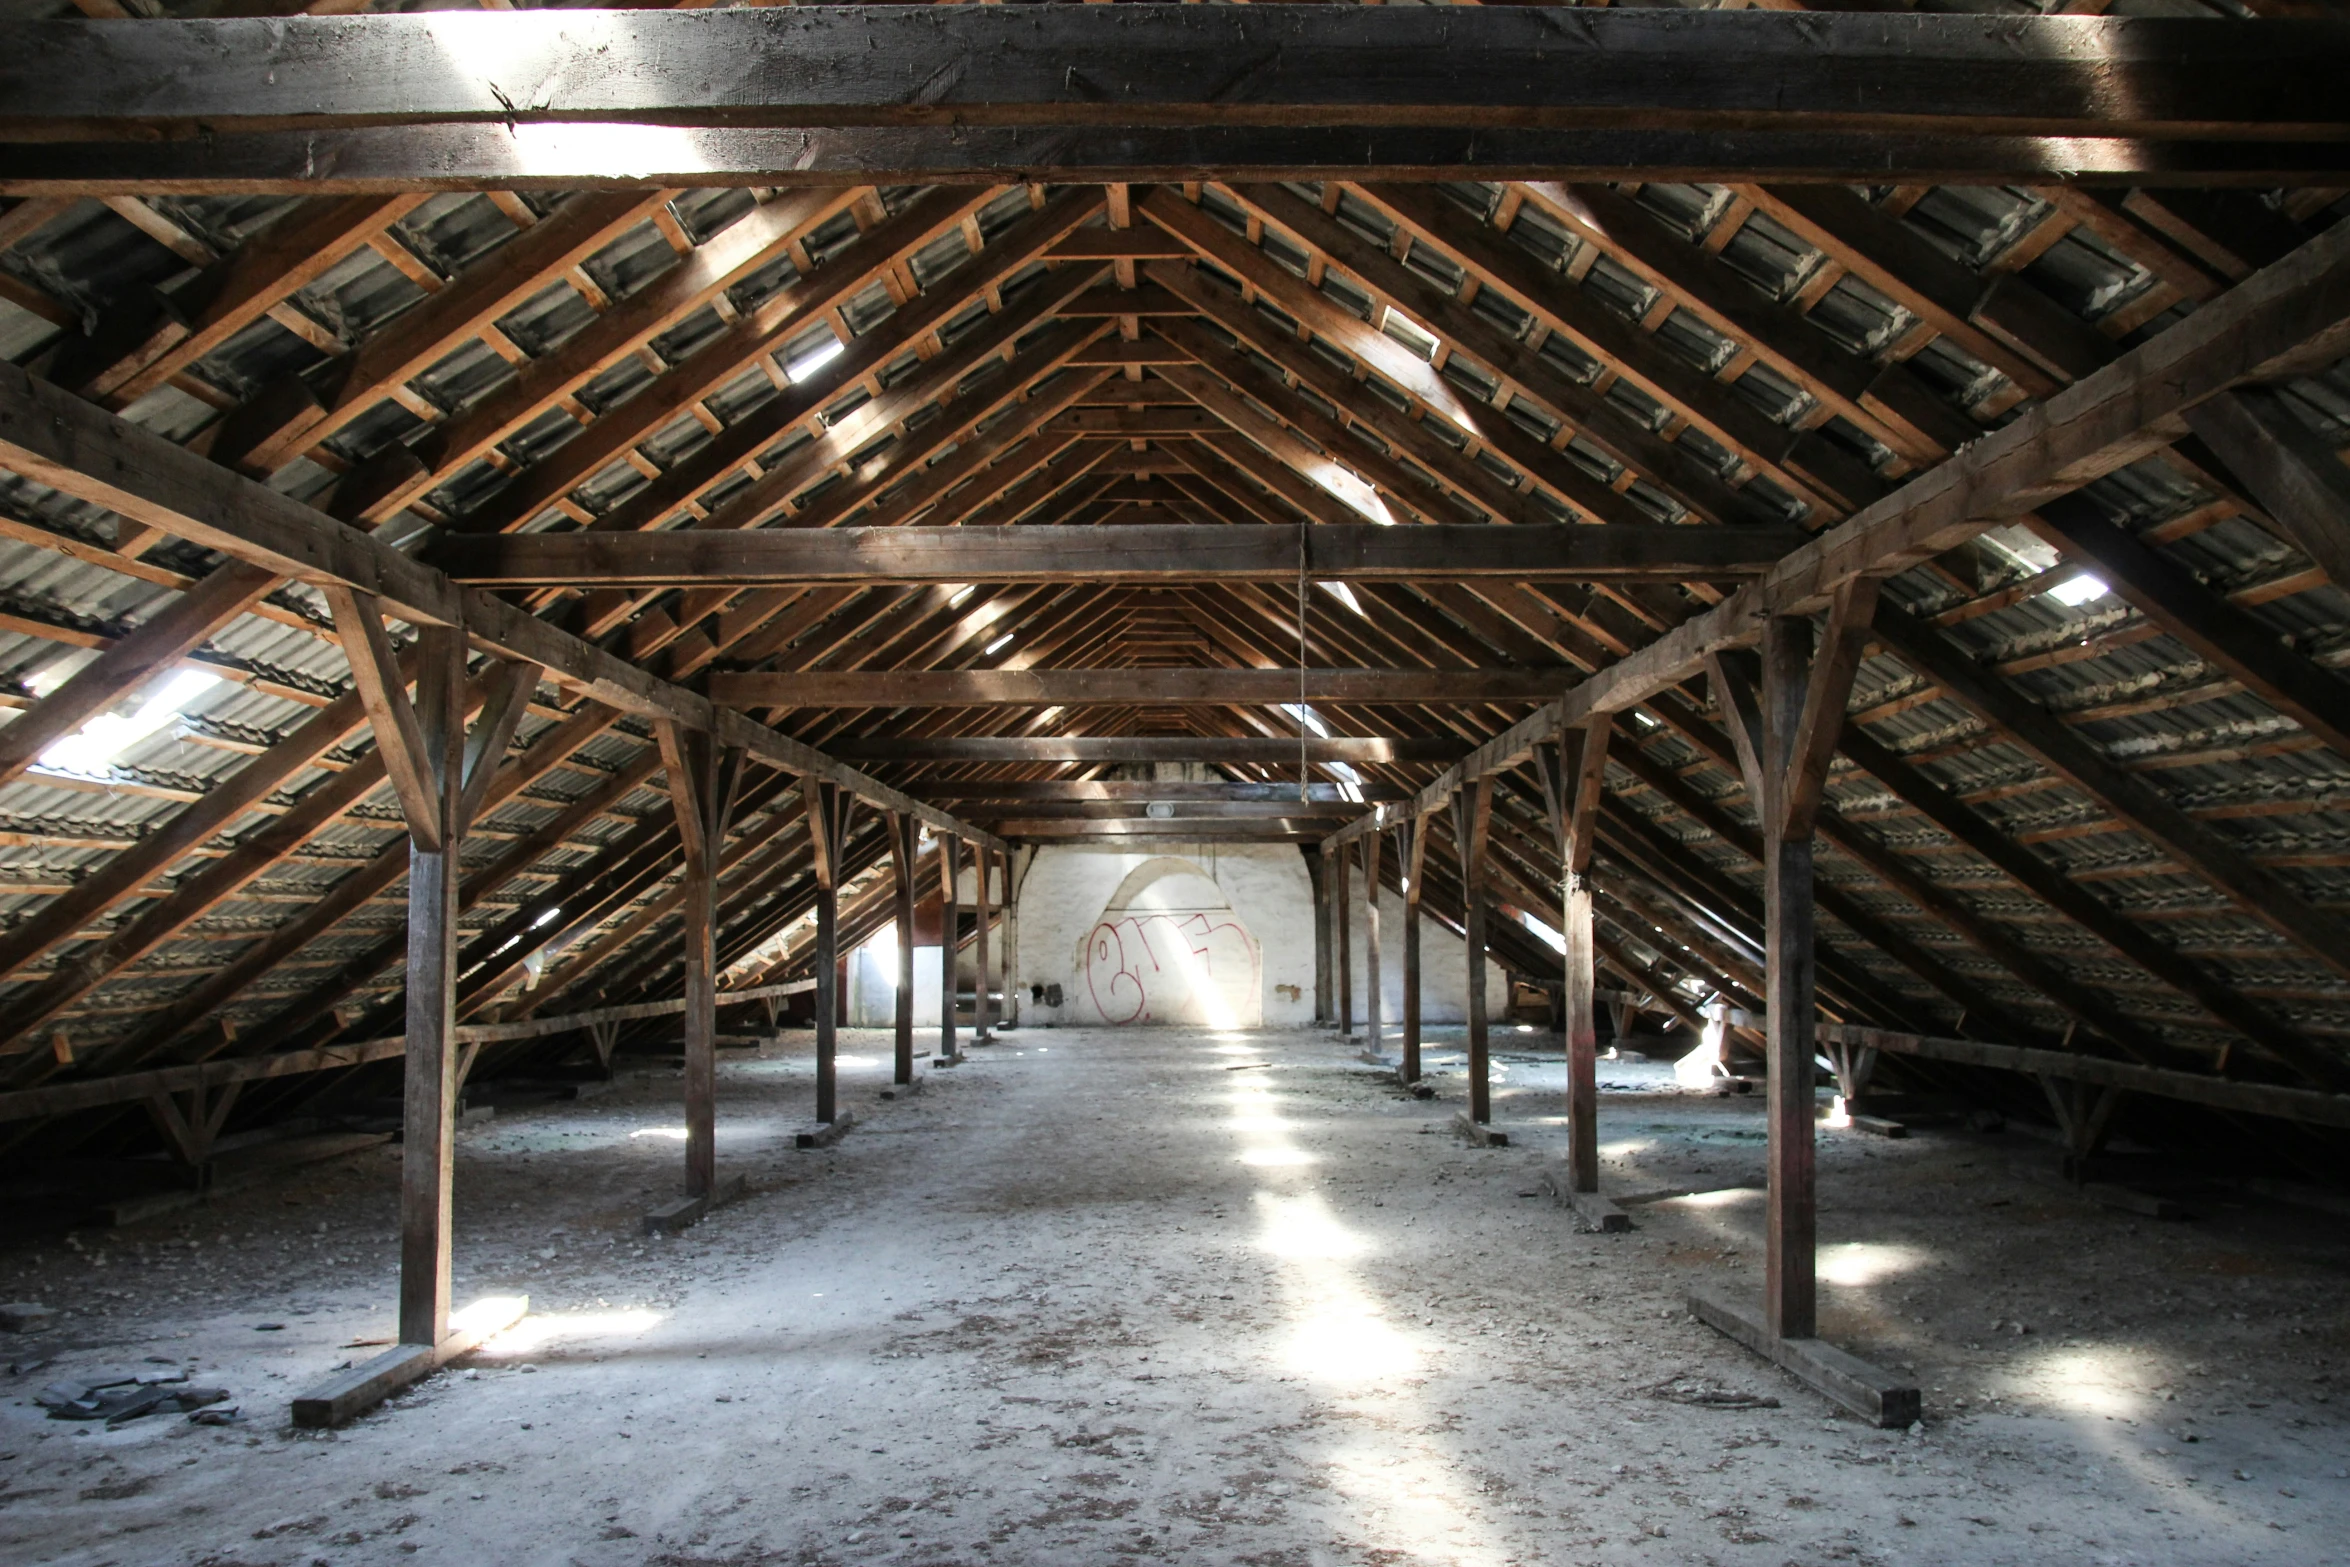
<box><xmin>1279</xmin><ymin>702</ymin><xmax>1332</xmax><ymax>738</ymax></box>
<box><xmin>2047</xmin><ymin>573</ymin><xmax>2110</xmax><ymax>608</ymax></box>
<box><xmin>1317</xmin><ymin>581</ymin><xmax>1367</xmax><ymax>617</ymax></box>
<box><xmin>40</xmin><ymin>669</ymin><xmax>221</xmax><ymax>777</ymax></box>
<box><xmin>785</xmin><ymin>336</ymin><xmax>845</xmax><ymax>383</ymax></box>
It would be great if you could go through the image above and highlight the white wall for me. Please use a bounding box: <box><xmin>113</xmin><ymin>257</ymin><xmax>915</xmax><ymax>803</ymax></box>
<box><xmin>1013</xmin><ymin>843</ymin><xmax>1506</xmax><ymax>1030</ymax></box>
<box><xmin>844</xmin><ymin>935</ymin><xmax>943</xmax><ymax>1028</ymax></box>
<box><xmin>1337</xmin><ymin>881</ymin><xmax>1509</xmax><ymax>1026</ymax></box>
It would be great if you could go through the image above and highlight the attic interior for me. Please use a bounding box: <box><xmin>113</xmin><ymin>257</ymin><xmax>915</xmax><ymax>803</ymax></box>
<box><xmin>0</xmin><ymin>4</ymin><xmax>2348</xmax><ymax>1563</ymax></box>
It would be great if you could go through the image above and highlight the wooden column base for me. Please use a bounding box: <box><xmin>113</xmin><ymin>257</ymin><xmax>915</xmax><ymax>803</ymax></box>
<box><xmin>1451</xmin><ymin>1109</ymin><xmax>1509</xmax><ymax>1147</ymax></box>
<box><xmin>642</xmin><ymin>1172</ymin><xmax>748</xmax><ymax>1235</ymax></box>
<box><xmin>290</xmin><ymin>1294</ymin><xmax>529</xmax><ymax>1429</ymax></box>
<box><xmin>794</xmin><ymin>1111</ymin><xmax>858</xmax><ymax>1149</ymax></box>
<box><xmin>1687</xmin><ymin>1286</ymin><xmax>1920</xmax><ymax>1429</ymax></box>
<box><xmin>1538</xmin><ymin>1163</ymin><xmax>1631</xmax><ymax>1232</ymax></box>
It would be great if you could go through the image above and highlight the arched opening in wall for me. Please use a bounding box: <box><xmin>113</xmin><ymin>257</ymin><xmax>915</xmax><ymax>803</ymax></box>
<box><xmin>1078</xmin><ymin>857</ymin><xmax>1264</xmax><ymax>1028</ymax></box>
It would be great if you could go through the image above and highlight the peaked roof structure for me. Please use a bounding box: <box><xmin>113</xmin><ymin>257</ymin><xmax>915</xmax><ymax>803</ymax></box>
<box><xmin>0</xmin><ymin>4</ymin><xmax>2346</xmax><ymax>1175</ymax></box>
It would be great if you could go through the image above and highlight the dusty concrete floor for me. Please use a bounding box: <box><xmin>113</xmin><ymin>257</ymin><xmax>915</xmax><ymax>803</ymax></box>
<box><xmin>2</xmin><ymin>1024</ymin><xmax>2347</xmax><ymax>1567</ymax></box>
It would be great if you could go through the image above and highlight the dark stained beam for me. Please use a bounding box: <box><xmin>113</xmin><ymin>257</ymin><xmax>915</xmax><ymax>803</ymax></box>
<box><xmin>991</xmin><ymin>822</ymin><xmax>1325</xmax><ymax>845</ymax></box>
<box><xmin>1323</xmin><ymin>212</ymin><xmax>2350</xmax><ymax>847</ymax></box>
<box><xmin>916</xmin><ymin>781</ymin><xmax>1408</xmax><ymax>804</ymax></box>
<box><xmin>13</xmin><ymin>11</ymin><xmax>2340</xmax><ymax>136</ymax></box>
<box><xmin>2181</xmin><ymin>385</ymin><xmax>2350</xmax><ymax>589</ymax></box>
<box><xmin>829</xmin><ymin>736</ymin><xmax>1468</xmax><ymax>765</ymax></box>
<box><xmin>0</xmin><ymin>363</ymin><xmax>1006</xmax><ymax>854</ymax></box>
<box><xmin>1835</xmin><ymin>722</ymin><xmax>2349</xmax><ymax>1090</ymax></box>
<box><xmin>2027</xmin><ymin>494</ymin><xmax>2350</xmax><ymax>763</ymax></box>
<box><xmin>14</xmin><ymin>130</ymin><xmax>2346</xmax><ymax>197</ymax></box>
<box><xmin>710</xmin><ymin>668</ymin><xmax>1563</xmax><ymax>709</ymax></box>
<box><xmin>958</xmin><ymin>801</ymin><xmax>1366</xmax><ymax>822</ymax></box>
<box><xmin>1875</xmin><ymin>604</ymin><xmax>2350</xmax><ymax>994</ymax></box>
<box><xmin>435</xmin><ymin>522</ymin><xmax>1804</xmax><ymax>588</ymax></box>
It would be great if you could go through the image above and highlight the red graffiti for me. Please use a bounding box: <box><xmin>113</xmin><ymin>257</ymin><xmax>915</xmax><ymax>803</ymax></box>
<box><xmin>1083</xmin><ymin>912</ymin><xmax>1252</xmax><ymax>1024</ymax></box>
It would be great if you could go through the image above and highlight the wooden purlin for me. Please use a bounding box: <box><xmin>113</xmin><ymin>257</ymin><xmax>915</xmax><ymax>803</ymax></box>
<box><xmin>0</xmin><ymin>362</ymin><xmax>1007</xmax><ymax>850</ymax></box>
<box><xmin>456</xmin><ymin>185</ymin><xmax>1007</xmax><ymax>538</ymax></box>
<box><xmin>1207</xmin><ymin>182</ymin><xmax>1767</xmax><ymax>529</ymax></box>
<box><xmin>1322</xmin><ymin>211</ymin><xmax>2350</xmax><ymax>849</ymax></box>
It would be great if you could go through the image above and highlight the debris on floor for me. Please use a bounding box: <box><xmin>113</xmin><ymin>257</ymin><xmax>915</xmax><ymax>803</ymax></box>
<box><xmin>0</xmin><ymin>1301</ymin><xmax>52</xmax><ymax>1333</ymax></box>
<box><xmin>35</xmin><ymin>1368</ymin><xmax>231</xmax><ymax>1426</ymax></box>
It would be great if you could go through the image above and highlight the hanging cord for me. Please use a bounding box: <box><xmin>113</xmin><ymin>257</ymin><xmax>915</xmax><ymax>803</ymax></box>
<box><xmin>1297</xmin><ymin>520</ymin><xmax>1309</xmax><ymax>803</ymax></box>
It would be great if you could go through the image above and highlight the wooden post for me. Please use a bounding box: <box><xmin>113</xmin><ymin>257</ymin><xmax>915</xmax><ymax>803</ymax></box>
<box><xmin>1307</xmin><ymin>845</ymin><xmax>1330</xmax><ymax>1024</ymax></box>
<box><xmin>974</xmin><ymin>844</ymin><xmax>994</xmax><ymax>1044</ymax></box>
<box><xmin>890</xmin><ymin>810</ymin><xmax>917</xmax><ymax>1085</ymax></box>
<box><xmin>1710</xmin><ymin>580</ymin><xmax>1878</xmax><ymax>1342</ymax></box>
<box><xmin>397</xmin><ymin>628</ymin><xmax>464</xmax><ymax>1346</ymax></box>
<box><xmin>939</xmin><ymin>832</ymin><xmax>960</xmax><ymax>1062</ymax></box>
<box><xmin>1335</xmin><ymin>835</ymin><xmax>1353</xmax><ymax>1036</ymax></box>
<box><xmin>1537</xmin><ymin>718</ymin><xmax>1611</xmax><ymax>1194</ymax></box>
<box><xmin>807</xmin><ymin>780</ymin><xmax>847</xmax><ymax>1124</ymax></box>
<box><xmin>1400</xmin><ymin>814</ymin><xmax>1427</xmax><ymax>1084</ymax></box>
<box><xmin>1002</xmin><ymin>847</ymin><xmax>1017</xmax><ymax>1028</ymax></box>
<box><xmin>1362</xmin><ymin>826</ymin><xmax>1383</xmax><ymax>1054</ymax></box>
<box><xmin>658</xmin><ymin>722</ymin><xmax>728</xmax><ymax>1198</ymax></box>
<box><xmin>328</xmin><ymin>593</ymin><xmax>535</xmax><ymax>1353</ymax></box>
<box><xmin>1003</xmin><ymin>847</ymin><xmax>1022</xmax><ymax>1029</ymax></box>
<box><xmin>1455</xmin><ymin>778</ymin><xmax>1493</xmax><ymax>1124</ymax></box>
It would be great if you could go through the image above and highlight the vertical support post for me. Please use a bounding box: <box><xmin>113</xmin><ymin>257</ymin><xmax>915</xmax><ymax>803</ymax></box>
<box><xmin>1710</xmin><ymin>579</ymin><xmax>1878</xmax><ymax>1342</ymax></box>
<box><xmin>658</xmin><ymin>723</ymin><xmax>724</xmax><ymax>1200</ymax></box>
<box><xmin>1759</xmin><ymin>625</ymin><xmax>1818</xmax><ymax>1341</ymax></box>
<box><xmin>974</xmin><ymin>844</ymin><xmax>994</xmax><ymax>1044</ymax></box>
<box><xmin>1003</xmin><ymin>847</ymin><xmax>1022</xmax><ymax>1029</ymax></box>
<box><xmin>807</xmin><ymin>780</ymin><xmax>846</xmax><ymax>1125</ymax></box>
<box><xmin>327</xmin><ymin>590</ymin><xmax>539</xmax><ymax>1359</ymax></box>
<box><xmin>890</xmin><ymin>811</ymin><xmax>917</xmax><ymax>1085</ymax></box>
<box><xmin>398</xmin><ymin>625</ymin><xmax>464</xmax><ymax>1348</ymax></box>
<box><xmin>939</xmin><ymin>832</ymin><xmax>960</xmax><ymax>1063</ymax></box>
<box><xmin>1335</xmin><ymin>836</ymin><xmax>1353</xmax><ymax>1036</ymax></box>
<box><xmin>1537</xmin><ymin>718</ymin><xmax>1611</xmax><ymax>1194</ymax></box>
<box><xmin>1399</xmin><ymin>814</ymin><xmax>1427</xmax><ymax>1084</ymax></box>
<box><xmin>680</xmin><ymin>755</ymin><xmax>719</xmax><ymax>1196</ymax></box>
<box><xmin>1456</xmin><ymin>778</ymin><xmax>1493</xmax><ymax>1124</ymax></box>
<box><xmin>1362</xmin><ymin>826</ymin><xmax>1384</xmax><ymax>1055</ymax></box>
<box><xmin>1004</xmin><ymin>847</ymin><xmax>1017</xmax><ymax>1029</ymax></box>
<box><xmin>1306</xmin><ymin>845</ymin><xmax>1330</xmax><ymax>1024</ymax></box>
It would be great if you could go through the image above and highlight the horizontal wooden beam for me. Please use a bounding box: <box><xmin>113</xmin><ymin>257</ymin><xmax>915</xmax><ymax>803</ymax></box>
<box><xmin>433</xmin><ymin>522</ymin><xmax>1805</xmax><ymax>588</ymax></box>
<box><xmin>0</xmin><ymin>981</ymin><xmax>816</xmax><ymax>1125</ymax></box>
<box><xmin>710</xmin><ymin>668</ymin><xmax>1563</xmax><ymax>709</ymax></box>
<box><xmin>1825</xmin><ymin>1025</ymin><xmax>2350</xmax><ymax>1133</ymax></box>
<box><xmin>0</xmin><ymin>363</ymin><xmax>1005</xmax><ymax>854</ymax></box>
<box><xmin>11</xmin><ymin>12</ymin><xmax>2334</xmax><ymax>140</ymax></box>
<box><xmin>994</xmin><ymin>819</ymin><xmax>1326</xmax><ymax>841</ymax></box>
<box><xmin>1322</xmin><ymin>210</ymin><xmax>2350</xmax><ymax>847</ymax></box>
<box><xmin>960</xmin><ymin>800</ymin><xmax>1366</xmax><ymax>822</ymax></box>
<box><xmin>15</xmin><ymin>128</ymin><xmax>2340</xmax><ymax>197</ymax></box>
<box><xmin>917</xmin><ymin>780</ymin><xmax>1409</xmax><ymax>804</ymax></box>
<box><xmin>830</xmin><ymin>736</ymin><xmax>1469</xmax><ymax>764</ymax></box>
<box><xmin>6</xmin><ymin>14</ymin><xmax>2346</xmax><ymax>192</ymax></box>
